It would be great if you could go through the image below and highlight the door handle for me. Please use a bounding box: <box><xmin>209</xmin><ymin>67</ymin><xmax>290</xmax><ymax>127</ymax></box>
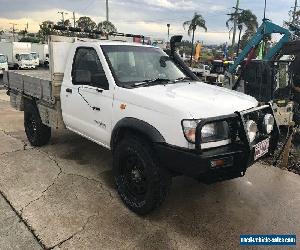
<box><xmin>92</xmin><ymin>107</ymin><xmax>101</xmax><ymax>111</ymax></box>
<box><xmin>66</xmin><ymin>88</ymin><xmax>72</xmax><ymax>93</ymax></box>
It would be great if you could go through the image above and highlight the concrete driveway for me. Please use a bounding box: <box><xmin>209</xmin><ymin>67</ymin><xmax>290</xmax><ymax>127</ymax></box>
<box><xmin>0</xmin><ymin>90</ymin><xmax>299</xmax><ymax>250</ymax></box>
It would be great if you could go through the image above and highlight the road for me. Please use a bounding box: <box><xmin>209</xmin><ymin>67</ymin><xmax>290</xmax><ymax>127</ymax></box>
<box><xmin>0</xmin><ymin>89</ymin><xmax>299</xmax><ymax>250</ymax></box>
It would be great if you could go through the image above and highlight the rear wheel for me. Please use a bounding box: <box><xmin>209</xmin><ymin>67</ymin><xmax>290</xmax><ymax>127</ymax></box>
<box><xmin>24</xmin><ymin>102</ymin><xmax>51</xmax><ymax>146</ymax></box>
<box><xmin>113</xmin><ymin>135</ymin><xmax>171</xmax><ymax>215</ymax></box>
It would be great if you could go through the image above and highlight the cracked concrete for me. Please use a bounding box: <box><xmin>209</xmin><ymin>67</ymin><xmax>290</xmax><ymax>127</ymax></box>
<box><xmin>1</xmin><ymin>89</ymin><xmax>300</xmax><ymax>250</ymax></box>
<box><xmin>0</xmin><ymin>130</ymin><xmax>25</xmax><ymax>155</ymax></box>
<box><xmin>0</xmin><ymin>193</ymin><xmax>43</xmax><ymax>250</ymax></box>
<box><xmin>0</xmin><ymin>149</ymin><xmax>61</xmax><ymax>213</ymax></box>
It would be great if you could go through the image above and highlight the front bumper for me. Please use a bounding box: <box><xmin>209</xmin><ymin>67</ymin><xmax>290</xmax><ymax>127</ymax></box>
<box><xmin>155</xmin><ymin>104</ymin><xmax>279</xmax><ymax>183</ymax></box>
<box><xmin>155</xmin><ymin>143</ymin><xmax>249</xmax><ymax>182</ymax></box>
<box><xmin>20</xmin><ymin>65</ymin><xmax>35</xmax><ymax>69</ymax></box>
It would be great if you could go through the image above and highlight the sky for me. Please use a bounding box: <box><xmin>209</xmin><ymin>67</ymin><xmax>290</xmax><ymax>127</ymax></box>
<box><xmin>0</xmin><ymin>0</ymin><xmax>295</xmax><ymax>44</ymax></box>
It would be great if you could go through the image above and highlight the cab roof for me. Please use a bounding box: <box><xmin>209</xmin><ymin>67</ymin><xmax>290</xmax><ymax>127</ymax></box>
<box><xmin>74</xmin><ymin>40</ymin><xmax>156</xmax><ymax>48</ymax></box>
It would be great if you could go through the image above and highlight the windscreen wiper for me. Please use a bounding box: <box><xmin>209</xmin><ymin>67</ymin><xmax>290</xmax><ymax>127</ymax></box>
<box><xmin>133</xmin><ymin>78</ymin><xmax>172</xmax><ymax>87</ymax></box>
<box><xmin>174</xmin><ymin>76</ymin><xmax>193</xmax><ymax>82</ymax></box>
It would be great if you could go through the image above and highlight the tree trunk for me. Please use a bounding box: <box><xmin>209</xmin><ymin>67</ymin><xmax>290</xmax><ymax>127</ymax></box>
<box><xmin>190</xmin><ymin>29</ymin><xmax>195</xmax><ymax>66</ymax></box>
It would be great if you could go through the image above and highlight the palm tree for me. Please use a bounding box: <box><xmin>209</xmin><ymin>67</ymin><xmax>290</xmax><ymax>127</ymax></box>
<box><xmin>183</xmin><ymin>13</ymin><xmax>207</xmax><ymax>65</ymax></box>
<box><xmin>226</xmin><ymin>9</ymin><xmax>258</xmax><ymax>49</ymax></box>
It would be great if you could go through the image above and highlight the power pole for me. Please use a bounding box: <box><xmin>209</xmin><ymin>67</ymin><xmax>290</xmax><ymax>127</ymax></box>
<box><xmin>106</xmin><ymin>0</ymin><xmax>109</xmax><ymax>22</ymax></box>
<box><xmin>231</xmin><ymin>0</ymin><xmax>240</xmax><ymax>47</ymax></box>
<box><xmin>167</xmin><ymin>24</ymin><xmax>170</xmax><ymax>41</ymax></box>
<box><xmin>9</xmin><ymin>23</ymin><xmax>18</xmax><ymax>42</ymax></box>
<box><xmin>292</xmin><ymin>0</ymin><xmax>298</xmax><ymax>23</ymax></box>
<box><xmin>72</xmin><ymin>12</ymin><xmax>76</xmax><ymax>27</ymax></box>
<box><xmin>58</xmin><ymin>11</ymin><xmax>68</xmax><ymax>25</ymax></box>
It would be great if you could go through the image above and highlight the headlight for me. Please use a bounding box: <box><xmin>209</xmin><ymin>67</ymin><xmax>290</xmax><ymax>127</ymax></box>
<box><xmin>246</xmin><ymin>120</ymin><xmax>257</xmax><ymax>143</ymax></box>
<box><xmin>182</xmin><ymin>120</ymin><xmax>229</xmax><ymax>144</ymax></box>
<box><xmin>263</xmin><ymin>114</ymin><xmax>274</xmax><ymax>134</ymax></box>
<box><xmin>182</xmin><ymin>120</ymin><xmax>200</xmax><ymax>143</ymax></box>
<box><xmin>201</xmin><ymin>122</ymin><xmax>229</xmax><ymax>142</ymax></box>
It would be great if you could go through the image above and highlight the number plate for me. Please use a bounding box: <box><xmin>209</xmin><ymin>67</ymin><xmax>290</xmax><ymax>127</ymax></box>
<box><xmin>254</xmin><ymin>138</ymin><xmax>270</xmax><ymax>161</ymax></box>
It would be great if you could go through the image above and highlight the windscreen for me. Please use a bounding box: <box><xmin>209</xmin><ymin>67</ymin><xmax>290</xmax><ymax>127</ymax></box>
<box><xmin>20</xmin><ymin>54</ymin><xmax>33</xmax><ymax>60</ymax></box>
<box><xmin>101</xmin><ymin>45</ymin><xmax>186</xmax><ymax>87</ymax></box>
<box><xmin>31</xmin><ymin>53</ymin><xmax>39</xmax><ymax>59</ymax></box>
<box><xmin>0</xmin><ymin>55</ymin><xmax>7</xmax><ymax>63</ymax></box>
<box><xmin>210</xmin><ymin>62</ymin><xmax>225</xmax><ymax>74</ymax></box>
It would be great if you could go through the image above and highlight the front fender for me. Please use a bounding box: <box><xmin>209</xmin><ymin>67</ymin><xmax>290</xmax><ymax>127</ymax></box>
<box><xmin>110</xmin><ymin>117</ymin><xmax>165</xmax><ymax>150</ymax></box>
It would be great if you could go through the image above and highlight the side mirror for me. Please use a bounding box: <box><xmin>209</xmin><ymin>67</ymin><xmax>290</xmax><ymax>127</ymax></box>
<box><xmin>74</xmin><ymin>70</ymin><xmax>92</xmax><ymax>84</ymax></box>
<box><xmin>159</xmin><ymin>56</ymin><xmax>171</xmax><ymax>68</ymax></box>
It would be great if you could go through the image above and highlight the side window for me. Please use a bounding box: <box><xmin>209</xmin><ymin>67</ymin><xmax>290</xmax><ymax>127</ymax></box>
<box><xmin>72</xmin><ymin>47</ymin><xmax>109</xmax><ymax>89</ymax></box>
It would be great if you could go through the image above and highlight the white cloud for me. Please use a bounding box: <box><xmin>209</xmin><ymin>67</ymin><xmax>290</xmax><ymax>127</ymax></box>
<box><xmin>0</xmin><ymin>0</ymin><xmax>292</xmax><ymax>45</ymax></box>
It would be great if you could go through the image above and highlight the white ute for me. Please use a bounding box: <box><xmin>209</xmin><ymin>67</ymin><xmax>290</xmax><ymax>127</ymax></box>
<box><xmin>4</xmin><ymin>35</ymin><xmax>279</xmax><ymax>214</ymax></box>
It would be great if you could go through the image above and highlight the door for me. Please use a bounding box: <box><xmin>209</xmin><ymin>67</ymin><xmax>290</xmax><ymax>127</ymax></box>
<box><xmin>61</xmin><ymin>46</ymin><xmax>113</xmax><ymax>147</ymax></box>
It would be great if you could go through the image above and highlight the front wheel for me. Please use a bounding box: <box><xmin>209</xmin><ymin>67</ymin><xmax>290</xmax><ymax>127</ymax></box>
<box><xmin>113</xmin><ymin>135</ymin><xmax>171</xmax><ymax>215</ymax></box>
<box><xmin>24</xmin><ymin>102</ymin><xmax>51</xmax><ymax>146</ymax></box>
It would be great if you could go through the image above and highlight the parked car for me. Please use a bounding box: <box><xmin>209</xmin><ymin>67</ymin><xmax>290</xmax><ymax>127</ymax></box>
<box><xmin>4</xmin><ymin>35</ymin><xmax>279</xmax><ymax>215</ymax></box>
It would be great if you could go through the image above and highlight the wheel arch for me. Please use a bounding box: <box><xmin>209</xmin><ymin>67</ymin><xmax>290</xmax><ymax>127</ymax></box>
<box><xmin>110</xmin><ymin>117</ymin><xmax>165</xmax><ymax>151</ymax></box>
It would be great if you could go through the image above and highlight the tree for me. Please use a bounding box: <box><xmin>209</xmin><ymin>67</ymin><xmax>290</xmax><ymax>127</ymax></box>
<box><xmin>19</xmin><ymin>37</ymin><xmax>40</xmax><ymax>43</ymax></box>
<box><xmin>57</xmin><ymin>19</ymin><xmax>71</xmax><ymax>27</ymax></box>
<box><xmin>38</xmin><ymin>20</ymin><xmax>54</xmax><ymax>42</ymax></box>
<box><xmin>284</xmin><ymin>9</ymin><xmax>300</xmax><ymax>32</ymax></box>
<box><xmin>18</xmin><ymin>29</ymin><xmax>28</xmax><ymax>38</ymax></box>
<box><xmin>76</xmin><ymin>16</ymin><xmax>96</xmax><ymax>30</ymax></box>
<box><xmin>98</xmin><ymin>21</ymin><xmax>117</xmax><ymax>34</ymax></box>
<box><xmin>226</xmin><ymin>9</ymin><xmax>258</xmax><ymax>50</ymax></box>
<box><xmin>183</xmin><ymin>12</ymin><xmax>207</xmax><ymax>65</ymax></box>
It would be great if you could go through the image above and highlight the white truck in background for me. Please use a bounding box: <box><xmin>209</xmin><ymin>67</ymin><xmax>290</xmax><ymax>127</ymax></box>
<box><xmin>190</xmin><ymin>63</ymin><xmax>210</xmax><ymax>77</ymax></box>
<box><xmin>0</xmin><ymin>54</ymin><xmax>8</xmax><ymax>75</ymax></box>
<box><xmin>0</xmin><ymin>42</ymin><xmax>35</xmax><ymax>69</ymax></box>
<box><xmin>30</xmin><ymin>52</ymin><xmax>39</xmax><ymax>67</ymax></box>
<box><xmin>31</xmin><ymin>44</ymin><xmax>49</xmax><ymax>67</ymax></box>
<box><xmin>3</xmin><ymin>35</ymin><xmax>279</xmax><ymax>215</ymax></box>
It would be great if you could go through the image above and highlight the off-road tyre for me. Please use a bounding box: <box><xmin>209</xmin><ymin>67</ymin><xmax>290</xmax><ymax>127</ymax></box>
<box><xmin>113</xmin><ymin>135</ymin><xmax>171</xmax><ymax>215</ymax></box>
<box><xmin>24</xmin><ymin>101</ymin><xmax>51</xmax><ymax>146</ymax></box>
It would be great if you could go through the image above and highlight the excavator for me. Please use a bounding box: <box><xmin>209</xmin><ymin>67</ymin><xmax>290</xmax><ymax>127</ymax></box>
<box><xmin>226</xmin><ymin>19</ymin><xmax>300</xmax><ymax>127</ymax></box>
<box><xmin>225</xmin><ymin>19</ymin><xmax>300</xmax><ymax>167</ymax></box>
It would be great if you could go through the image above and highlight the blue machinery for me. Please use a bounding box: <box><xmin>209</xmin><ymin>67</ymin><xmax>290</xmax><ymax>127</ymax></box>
<box><xmin>229</xmin><ymin>20</ymin><xmax>291</xmax><ymax>74</ymax></box>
